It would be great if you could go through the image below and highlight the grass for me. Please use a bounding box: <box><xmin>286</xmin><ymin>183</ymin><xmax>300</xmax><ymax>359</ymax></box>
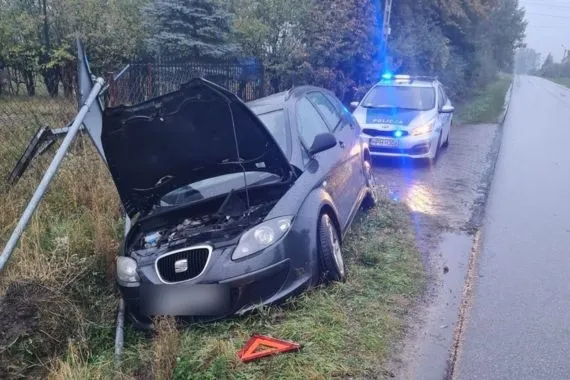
<box><xmin>546</xmin><ymin>76</ymin><xmax>570</xmax><ymax>89</ymax></box>
<box><xmin>0</xmin><ymin>96</ymin><xmax>424</xmax><ymax>379</ymax></box>
<box><xmin>454</xmin><ymin>75</ymin><xmax>512</xmax><ymax>125</ymax></box>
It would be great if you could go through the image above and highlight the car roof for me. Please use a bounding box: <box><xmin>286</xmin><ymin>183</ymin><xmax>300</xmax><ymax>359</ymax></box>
<box><xmin>374</xmin><ymin>79</ymin><xmax>436</xmax><ymax>88</ymax></box>
<box><xmin>247</xmin><ymin>91</ymin><xmax>288</xmax><ymax>108</ymax></box>
<box><xmin>246</xmin><ymin>85</ymin><xmax>332</xmax><ymax>114</ymax></box>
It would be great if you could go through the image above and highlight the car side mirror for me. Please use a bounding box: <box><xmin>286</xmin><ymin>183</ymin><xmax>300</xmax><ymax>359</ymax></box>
<box><xmin>349</xmin><ymin>101</ymin><xmax>359</xmax><ymax>110</ymax></box>
<box><xmin>309</xmin><ymin>132</ymin><xmax>337</xmax><ymax>155</ymax></box>
<box><xmin>441</xmin><ymin>104</ymin><xmax>455</xmax><ymax>113</ymax></box>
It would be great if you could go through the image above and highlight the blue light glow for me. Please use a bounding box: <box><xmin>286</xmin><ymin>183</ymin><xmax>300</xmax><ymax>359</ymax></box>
<box><xmin>381</xmin><ymin>72</ymin><xmax>393</xmax><ymax>80</ymax></box>
<box><xmin>394</xmin><ymin>130</ymin><xmax>403</xmax><ymax>138</ymax></box>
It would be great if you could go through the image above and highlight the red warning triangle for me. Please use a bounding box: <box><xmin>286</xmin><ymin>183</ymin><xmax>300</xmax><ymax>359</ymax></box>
<box><xmin>237</xmin><ymin>334</ymin><xmax>301</xmax><ymax>362</ymax></box>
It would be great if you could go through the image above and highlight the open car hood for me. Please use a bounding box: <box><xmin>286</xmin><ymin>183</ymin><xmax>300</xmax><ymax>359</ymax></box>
<box><xmin>101</xmin><ymin>78</ymin><xmax>293</xmax><ymax>218</ymax></box>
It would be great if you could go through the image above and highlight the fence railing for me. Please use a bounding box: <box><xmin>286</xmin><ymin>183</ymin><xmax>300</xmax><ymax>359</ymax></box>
<box><xmin>106</xmin><ymin>59</ymin><xmax>265</xmax><ymax>107</ymax></box>
<box><xmin>0</xmin><ymin>58</ymin><xmax>267</xmax><ymax>192</ymax></box>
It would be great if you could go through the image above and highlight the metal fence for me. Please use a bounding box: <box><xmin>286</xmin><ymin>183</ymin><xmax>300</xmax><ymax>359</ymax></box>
<box><xmin>0</xmin><ymin>58</ymin><xmax>266</xmax><ymax>194</ymax></box>
<box><xmin>106</xmin><ymin>59</ymin><xmax>265</xmax><ymax>107</ymax></box>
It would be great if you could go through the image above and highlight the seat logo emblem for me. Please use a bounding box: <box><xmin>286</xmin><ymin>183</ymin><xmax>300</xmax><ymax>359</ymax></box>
<box><xmin>174</xmin><ymin>259</ymin><xmax>188</xmax><ymax>273</ymax></box>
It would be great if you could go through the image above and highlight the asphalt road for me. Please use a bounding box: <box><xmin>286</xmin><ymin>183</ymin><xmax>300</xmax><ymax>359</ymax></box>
<box><xmin>454</xmin><ymin>76</ymin><xmax>570</xmax><ymax>379</ymax></box>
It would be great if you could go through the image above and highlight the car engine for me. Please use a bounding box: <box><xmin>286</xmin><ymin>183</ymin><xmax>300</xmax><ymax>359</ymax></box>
<box><xmin>128</xmin><ymin>189</ymin><xmax>279</xmax><ymax>258</ymax></box>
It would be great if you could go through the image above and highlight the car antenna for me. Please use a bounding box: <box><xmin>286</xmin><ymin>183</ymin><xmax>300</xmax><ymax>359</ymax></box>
<box><xmin>226</xmin><ymin>102</ymin><xmax>251</xmax><ymax>211</ymax></box>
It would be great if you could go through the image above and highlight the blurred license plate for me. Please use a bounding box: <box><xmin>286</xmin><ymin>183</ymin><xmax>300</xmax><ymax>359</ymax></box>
<box><xmin>371</xmin><ymin>138</ymin><xmax>397</xmax><ymax>147</ymax></box>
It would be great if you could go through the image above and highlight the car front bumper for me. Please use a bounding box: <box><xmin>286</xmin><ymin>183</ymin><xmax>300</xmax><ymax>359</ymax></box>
<box><xmin>364</xmin><ymin>133</ymin><xmax>439</xmax><ymax>159</ymax></box>
<box><xmin>117</xmin><ymin>239</ymin><xmax>313</xmax><ymax>328</ymax></box>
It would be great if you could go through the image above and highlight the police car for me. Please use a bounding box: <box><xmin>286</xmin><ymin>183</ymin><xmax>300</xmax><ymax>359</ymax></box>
<box><xmin>351</xmin><ymin>74</ymin><xmax>454</xmax><ymax>161</ymax></box>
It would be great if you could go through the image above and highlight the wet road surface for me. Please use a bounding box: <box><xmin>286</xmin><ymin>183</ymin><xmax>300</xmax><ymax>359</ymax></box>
<box><xmin>370</xmin><ymin>116</ymin><xmax>503</xmax><ymax>377</ymax></box>
<box><xmin>453</xmin><ymin>76</ymin><xmax>570</xmax><ymax>379</ymax></box>
<box><xmin>372</xmin><ymin>122</ymin><xmax>500</xmax><ymax>232</ymax></box>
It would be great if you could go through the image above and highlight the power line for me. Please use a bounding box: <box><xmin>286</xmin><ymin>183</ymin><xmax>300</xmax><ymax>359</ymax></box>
<box><xmin>521</xmin><ymin>0</ymin><xmax>570</xmax><ymax>8</ymax></box>
<box><xmin>526</xmin><ymin>25</ymin><xmax>570</xmax><ymax>29</ymax></box>
<box><xmin>524</xmin><ymin>12</ymin><xmax>570</xmax><ymax>19</ymax></box>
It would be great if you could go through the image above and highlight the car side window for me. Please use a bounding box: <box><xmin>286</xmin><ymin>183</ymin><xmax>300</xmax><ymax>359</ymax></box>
<box><xmin>296</xmin><ymin>97</ymin><xmax>331</xmax><ymax>149</ymax></box>
<box><xmin>306</xmin><ymin>92</ymin><xmax>341</xmax><ymax>130</ymax></box>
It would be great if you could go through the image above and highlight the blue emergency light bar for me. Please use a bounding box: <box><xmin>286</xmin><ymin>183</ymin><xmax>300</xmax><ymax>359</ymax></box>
<box><xmin>380</xmin><ymin>73</ymin><xmax>438</xmax><ymax>82</ymax></box>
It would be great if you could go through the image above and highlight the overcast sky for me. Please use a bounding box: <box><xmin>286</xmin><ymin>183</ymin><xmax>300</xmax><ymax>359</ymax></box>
<box><xmin>520</xmin><ymin>0</ymin><xmax>570</xmax><ymax>63</ymax></box>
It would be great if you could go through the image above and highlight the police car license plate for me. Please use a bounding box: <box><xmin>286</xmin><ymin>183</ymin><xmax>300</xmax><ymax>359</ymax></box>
<box><xmin>371</xmin><ymin>137</ymin><xmax>397</xmax><ymax>147</ymax></box>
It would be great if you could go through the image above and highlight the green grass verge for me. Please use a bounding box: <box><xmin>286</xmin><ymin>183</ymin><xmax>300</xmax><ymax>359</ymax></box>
<box><xmin>57</xmin><ymin>198</ymin><xmax>424</xmax><ymax>380</ymax></box>
<box><xmin>455</xmin><ymin>75</ymin><xmax>512</xmax><ymax>125</ymax></box>
<box><xmin>546</xmin><ymin>77</ymin><xmax>570</xmax><ymax>89</ymax></box>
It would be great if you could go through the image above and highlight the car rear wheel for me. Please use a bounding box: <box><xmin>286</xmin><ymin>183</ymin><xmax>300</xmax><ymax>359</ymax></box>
<box><xmin>361</xmin><ymin>159</ymin><xmax>378</xmax><ymax>210</ymax></box>
<box><xmin>318</xmin><ymin>213</ymin><xmax>346</xmax><ymax>283</ymax></box>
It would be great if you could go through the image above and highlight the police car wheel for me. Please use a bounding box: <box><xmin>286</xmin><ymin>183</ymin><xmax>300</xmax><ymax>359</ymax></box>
<box><xmin>442</xmin><ymin>129</ymin><xmax>450</xmax><ymax>148</ymax></box>
<box><xmin>432</xmin><ymin>132</ymin><xmax>442</xmax><ymax>162</ymax></box>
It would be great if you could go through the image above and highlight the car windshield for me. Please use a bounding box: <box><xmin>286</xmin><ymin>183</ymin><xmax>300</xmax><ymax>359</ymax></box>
<box><xmin>158</xmin><ymin>172</ymin><xmax>282</xmax><ymax>207</ymax></box>
<box><xmin>256</xmin><ymin>109</ymin><xmax>288</xmax><ymax>153</ymax></box>
<box><xmin>362</xmin><ymin>86</ymin><xmax>436</xmax><ymax>111</ymax></box>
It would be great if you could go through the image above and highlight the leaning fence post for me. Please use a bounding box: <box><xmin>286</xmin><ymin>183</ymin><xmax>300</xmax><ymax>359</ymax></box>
<box><xmin>0</xmin><ymin>77</ymin><xmax>105</xmax><ymax>272</ymax></box>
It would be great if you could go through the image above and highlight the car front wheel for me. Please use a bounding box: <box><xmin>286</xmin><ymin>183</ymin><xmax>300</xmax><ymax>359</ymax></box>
<box><xmin>432</xmin><ymin>131</ymin><xmax>442</xmax><ymax>162</ymax></box>
<box><xmin>318</xmin><ymin>213</ymin><xmax>346</xmax><ymax>283</ymax></box>
<box><xmin>362</xmin><ymin>160</ymin><xmax>378</xmax><ymax>210</ymax></box>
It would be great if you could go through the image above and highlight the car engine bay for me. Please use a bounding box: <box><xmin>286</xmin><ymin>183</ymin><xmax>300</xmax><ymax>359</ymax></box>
<box><xmin>127</xmin><ymin>187</ymin><xmax>283</xmax><ymax>260</ymax></box>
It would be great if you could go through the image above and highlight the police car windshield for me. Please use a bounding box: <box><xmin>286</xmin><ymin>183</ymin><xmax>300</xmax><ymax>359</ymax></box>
<box><xmin>362</xmin><ymin>85</ymin><xmax>436</xmax><ymax>111</ymax></box>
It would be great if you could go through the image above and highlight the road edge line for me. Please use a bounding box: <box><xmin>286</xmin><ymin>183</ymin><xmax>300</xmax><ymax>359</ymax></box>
<box><xmin>444</xmin><ymin>230</ymin><xmax>482</xmax><ymax>380</ymax></box>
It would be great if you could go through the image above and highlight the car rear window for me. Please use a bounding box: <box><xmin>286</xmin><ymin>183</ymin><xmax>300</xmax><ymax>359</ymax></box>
<box><xmin>362</xmin><ymin>85</ymin><xmax>436</xmax><ymax>111</ymax></box>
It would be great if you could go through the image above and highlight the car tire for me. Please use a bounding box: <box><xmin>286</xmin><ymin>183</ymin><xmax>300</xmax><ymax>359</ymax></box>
<box><xmin>361</xmin><ymin>160</ymin><xmax>378</xmax><ymax>210</ymax></box>
<box><xmin>318</xmin><ymin>213</ymin><xmax>346</xmax><ymax>283</ymax></box>
<box><xmin>442</xmin><ymin>123</ymin><xmax>451</xmax><ymax>148</ymax></box>
<box><xmin>432</xmin><ymin>132</ymin><xmax>442</xmax><ymax>162</ymax></box>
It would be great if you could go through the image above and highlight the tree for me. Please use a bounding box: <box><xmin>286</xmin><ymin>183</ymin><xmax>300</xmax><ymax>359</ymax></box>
<box><xmin>233</xmin><ymin>0</ymin><xmax>310</xmax><ymax>92</ymax></box>
<box><xmin>485</xmin><ymin>0</ymin><xmax>526</xmax><ymax>72</ymax></box>
<box><xmin>302</xmin><ymin>0</ymin><xmax>381</xmax><ymax>102</ymax></box>
<box><xmin>143</xmin><ymin>0</ymin><xmax>238</xmax><ymax>60</ymax></box>
<box><xmin>233</xmin><ymin>0</ymin><xmax>380</xmax><ymax>100</ymax></box>
<box><xmin>514</xmin><ymin>48</ymin><xmax>540</xmax><ymax>74</ymax></box>
<box><xmin>543</xmin><ymin>53</ymin><xmax>554</xmax><ymax>68</ymax></box>
<box><xmin>386</xmin><ymin>0</ymin><xmax>526</xmax><ymax>99</ymax></box>
<box><xmin>0</xmin><ymin>3</ymin><xmax>42</xmax><ymax>96</ymax></box>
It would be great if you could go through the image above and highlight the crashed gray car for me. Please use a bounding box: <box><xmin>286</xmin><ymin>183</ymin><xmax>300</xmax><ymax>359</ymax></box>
<box><xmin>85</xmin><ymin>75</ymin><xmax>377</xmax><ymax>329</ymax></box>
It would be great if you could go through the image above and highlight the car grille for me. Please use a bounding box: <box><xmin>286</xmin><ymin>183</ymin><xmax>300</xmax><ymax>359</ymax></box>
<box><xmin>156</xmin><ymin>246</ymin><xmax>211</xmax><ymax>283</ymax></box>
<box><xmin>363</xmin><ymin>128</ymin><xmax>409</xmax><ymax>137</ymax></box>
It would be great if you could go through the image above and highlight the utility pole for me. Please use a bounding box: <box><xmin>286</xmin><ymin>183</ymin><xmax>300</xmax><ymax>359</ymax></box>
<box><xmin>382</xmin><ymin>0</ymin><xmax>393</xmax><ymax>71</ymax></box>
<box><xmin>383</xmin><ymin>0</ymin><xmax>392</xmax><ymax>46</ymax></box>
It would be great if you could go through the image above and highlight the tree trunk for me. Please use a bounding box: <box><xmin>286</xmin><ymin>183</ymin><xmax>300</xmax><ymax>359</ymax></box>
<box><xmin>61</xmin><ymin>62</ymin><xmax>74</xmax><ymax>99</ymax></box>
<box><xmin>43</xmin><ymin>67</ymin><xmax>60</xmax><ymax>97</ymax></box>
<box><xmin>24</xmin><ymin>71</ymin><xmax>35</xmax><ymax>96</ymax></box>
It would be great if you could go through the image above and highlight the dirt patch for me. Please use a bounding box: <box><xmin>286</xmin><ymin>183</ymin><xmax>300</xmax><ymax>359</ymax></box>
<box><xmin>0</xmin><ymin>281</ymin><xmax>81</xmax><ymax>379</ymax></box>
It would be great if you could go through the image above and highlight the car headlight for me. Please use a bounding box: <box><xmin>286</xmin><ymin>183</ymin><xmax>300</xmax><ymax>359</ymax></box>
<box><xmin>411</xmin><ymin>120</ymin><xmax>436</xmax><ymax>136</ymax></box>
<box><xmin>116</xmin><ymin>256</ymin><xmax>140</xmax><ymax>283</ymax></box>
<box><xmin>232</xmin><ymin>216</ymin><xmax>293</xmax><ymax>260</ymax></box>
